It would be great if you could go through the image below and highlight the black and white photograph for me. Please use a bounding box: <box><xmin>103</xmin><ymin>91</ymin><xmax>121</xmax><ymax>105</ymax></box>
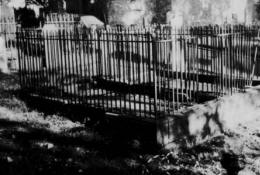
<box><xmin>1</xmin><ymin>0</ymin><xmax>260</xmax><ymax>174</ymax></box>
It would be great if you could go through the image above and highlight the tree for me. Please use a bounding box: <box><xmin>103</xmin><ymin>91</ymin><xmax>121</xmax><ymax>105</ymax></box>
<box><xmin>255</xmin><ymin>0</ymin><xmax>260</xmax><ymax>21</ymax></box>
<box><xmin>85</xmin><ymin>0</ymin><xmax>110</xmax><ymax>24</ymax></box>
<box><xmin>26</xmin><ymin>0</ymin><xmax>48</xmax><ymax>7</ymax></box>
<box><xmin>150</xmin><ymin>0</ymin><xmax>171</xmax><ymax>24</ymax></box>
<box><xmin>15</xmin><ymin>7</ymin><xmax>39</xmax><ymax>27</ymax></box>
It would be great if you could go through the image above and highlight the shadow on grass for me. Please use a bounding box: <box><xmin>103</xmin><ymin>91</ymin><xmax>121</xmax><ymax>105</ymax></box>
<box><xmin>0</xmin><ymin>117</ymin><xmax>157</xmax><ymax>175</ymax></box>
<box><xmin>0</xmin><ymin>72</ymin><xmax>158</xmax><ymax>147</ymax></box>
<box><xmin>18</xmin><ymin>92</ymin><xmax>159</xmax><ymax>148</ymax></box>
<box><xmin>0</xmin><ymin>72</ymin><xmax>162</xmax><ymax>174</ymax></box>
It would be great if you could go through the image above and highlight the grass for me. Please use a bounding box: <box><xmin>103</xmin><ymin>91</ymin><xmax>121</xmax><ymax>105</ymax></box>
<box><xmin>2</xmin><ymin>71</ymin><xmax>260</xmax><ymax>175</ymax></box>
<box><xmin>0</xmin><ymin>72</ymin><xmax>161</xmax><ymax>175</ymax></box>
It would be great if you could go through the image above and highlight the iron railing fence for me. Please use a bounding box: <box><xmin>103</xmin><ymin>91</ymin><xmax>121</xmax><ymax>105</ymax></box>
<box><xmin>45</xmin><ymin>13</ymin><xmax>80</xmax><ymax>29</ymax></box>
<box><xmin>17</xmin><ymin>25</ymin><xmax>257</xmax><ymax>119</ymax></box>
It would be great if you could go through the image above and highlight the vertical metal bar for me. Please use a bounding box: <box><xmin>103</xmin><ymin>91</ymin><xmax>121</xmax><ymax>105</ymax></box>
<box><xmin>95</xmin><ymin>31</ymin><xmax>101</xmax><ymax>107</ymax></box>
<box><xmin>105</xmin><ymin>29</ymin><xmax>112</xmax><ymax>110</ymax></box>
<box><xmin>163</xmin><ymin>38</ymin><xmax>166</xmax><ymax>114</ymax></box>
<box><xmin>235</xmin><ymin>26</ymin><xmax>238</xmax><ymax>91</ymax></box>
<box><xmin>249</xmin><ymin>26</ymin><xmax>252</xmax><ymax>85</ymax></box>
<box><xmin>179</xmin><ymin>27</ymin><xmax>184</xmax><ymax>106</ymax></box>
<box><xmin>210</xmin><ymin>26</ymin><xmax>214</xmax><ymax>95</ymax></box>
<box><xmin>133</xmin><ymin>32</ymin><xmax>137</xmax><ymax>116</ymax></box>
<box><xmin>200</xmin><ymin>26</ymin><xmax>204</xmax><ymax>93</ymax></box>
<box><xmin>90</xmin><ymin>30</ymin><xmax>96</xmax><ymax>107</ymax></box>
<box><xmin>102</xmin><ymin>30</ymin><xmax>108</xmax><ymax>110</ymax></box>
<box><xmin>141</xmin><ymin>29</ymin><xmax>147</xmax><ymax>117</ymax></box>
<box><xmin>239</xmin><ymin>25</ymin><xmax>243</xmax><ymax>90</ymax></box>
<box><xmin>74</xmin><ymin>29</ymin><xmax>80</xmax><ymax>104</ymax></box>
<box><xmin>213</xmin><ymin>26</ymin><xmax>217</xmax><ymax>96</ymax></box>
<box><xmin>245</xmin><ymin>26</ymin><xmax>249</xmax><ymax>86</ymax></box>
<box><xmin>125</xmin><ymin>29</ymin><xmax>130</xmax><ymax>114</ymax></box>
<box><xmin>56</xmin><ymin>29</ymin><xmax>63</xmax><ymax>100</ymax></box>
<box><xmin>58</xmin><ymin>29</ymin><xmax>64</xmax><ymax>101</ymax></box>
<box><xmin>167</xmin><ymin>31</ymin><xmax>171</xmax><ymax>114</ymax></box>
<box><xmin>33</xmin><ymin>30</ymin><xmax>40</xmax><ymax>95</ymax></box>
<box><xmin>136</xmin><ymin>29</ymin><xmax>141</xmax><ymax>117</ymax></box>
<box><xmin>195</xmin><ymin>27</ymin><xmax>199</xmax><ymax>102</ymax></box>
<box><xmin>224</xmin><ymin>25</ymin><xmax>228</xmax><ymax>94</ymax></box>
<box><xmin>220</xmin><ymin>26</ymin><xmax>224</xmax><ymax>95</ymax></box>
<box><xmin>58</xmin><ymin>29</ymin><xmax>65</xmax><ymax>103</ymax></box>
<box><xmin>28</xmin><ymin>31</ymin><xmax>35</xmax><ymax>93</ymax></box>
<box><xmin>116</xmin><ymin>29</ymin><xmax>121</xmax><ymax>111</ymax></box>
<box><xmin>54</xmin><ymin>30</ymin><xmax>60</xmax><ymax>101</ymax></box>
<box><xmin>25</xmin><ymin>30</ymin><xmax>32</xmax><ymax>93</ymax></box>
<box><xmin>183</xmin><ymin>26</ymin><xmax>188</xmax><ymax>104</ymax></box>
<box><xmin>152</xmin><ymin>33</ymin><xmax>158</xmax><ymax>119</ymax></box>
<box><xmin>97</xmin><ymin>30</ymin><xmax>105</xmax><ymax>110</ymax></box>
<box><xmin>21</xmin><ymin>30</ymin><xmax>27</xmax><ymax>90</ymax></box>
<box><xmin>175</xmin><ymin>27</ymin><xmax>180</xmax><ymax>108</ymax></box>
<box><xmin>111</xmin><ymin>30</ymin><xmax>117</xmax><ymax>112</ymax></box>
<box><xmin>31</xmin><ymin>30</ymin><xmax>38</xmax><ymax>94</ymax></box>
<box><xmin>93</xmin><ymin>30</ymin><xmax>99</xmax><ymax>107</ymax></box>
<box><xmin>206</xmin><ymin>26</ymin><xmax>209</xmax><ymax>93</ymax></box>
<box><xmin>42</xmin><ymin>30</ymin><xmax>47</xmax><ymax>98</ymax></box>
<box><xmin>171</xmin><ymin>27</ymin><xmax>176</xmax><ymax>109</ymax></box>
<box><xmin>65</xmin><ymin>30</ymin><xmax>72</xmax><ymax>104</ymax></box>
<box><xmin>45</xmin><ymin>31</ymin><xmax>52</xmax><ymax>100</ymax></box>
<box><xmin>63</xmin><ymin>29</ymin><xmax>69</xmax><ymax>103</ymax></box>
<box><xmin>235</xmin><ymin>26</ymin><xmax>239</xmax><ymax>90</ymax></box>
<box><xmin>167</xmin><ymin>29</ymin><xmax>172</xmax><ymax>114</ymax></box>
<box><xmin>229</xmin><ymin>26</ymin><xmax>233</xmax><ymax>94</ymax></box>
<box><xmin>187</xmin><ymin>27</ymin><xmax>191</xmax><ymax>104</ymax></box>
<box><xmin>16</xmin><ymin>30</ymin><xmax>23</xmax><ymax>90</ymax></box>
<box><xmin>49</xmin><ymin>30</ymin><xmax>56</xmax><ymax>100</ymax></box>
<box><xmin>51</xmin><ymin>30</ymin><xmax>57</xmax><ymax>100</ymax></box>
<box><xmin>120</xmin><ymin>30</ymin><xmax>126</xmax><ymax>114</ymax></box>
<box><xmin>117</xmin><ymin>30</ymin><xmax>123</xmax><ymax>113</ymax></box>
<box><xmin>80</xmin><ymin>28</ymin><xmax>86</xmax><ymax>105</ymax></box>
<box><xmin>147</xmin><ymin>32</ymin><xmax>153</xmax><ymax>117</ymax></box>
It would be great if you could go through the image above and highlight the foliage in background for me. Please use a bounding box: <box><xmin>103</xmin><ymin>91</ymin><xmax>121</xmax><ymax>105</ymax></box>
<box><xmin>150</xmin><ymin>0</ymin><xmax>171</xmax><ymax>24</ymax></box>
<box><xmin>255</xmin><ymin>0</ymin><xmax>260</xmax><ymax>21</ymax></box>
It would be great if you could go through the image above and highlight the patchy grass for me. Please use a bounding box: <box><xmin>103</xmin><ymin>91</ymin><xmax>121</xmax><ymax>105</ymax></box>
<box><xmin>1</xmin><ymin>72</ymin><xmax>260</xmax><ymax>175</ymax></box>
<box><xmin>0</xmin><ymin>72</ymin><xmax>156</xmax><ymax>175</ymax></box>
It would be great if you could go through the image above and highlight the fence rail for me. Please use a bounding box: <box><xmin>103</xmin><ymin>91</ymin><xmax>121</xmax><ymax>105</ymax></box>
<box><xmin>17</xmin><ymin>25</ymin><xmax>257</xmax><ymax>119</ymax></box>
<box><xmin>45</xmin><ymin>13</ymin><xmax>80</xmax><ymax>28</ymax></box>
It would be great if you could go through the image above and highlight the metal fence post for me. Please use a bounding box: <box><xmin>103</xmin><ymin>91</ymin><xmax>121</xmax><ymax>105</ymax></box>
<box><xmin>151</xmin><ymin>34</ymin><xmax>158</xmax><ymax>119</ymax></box>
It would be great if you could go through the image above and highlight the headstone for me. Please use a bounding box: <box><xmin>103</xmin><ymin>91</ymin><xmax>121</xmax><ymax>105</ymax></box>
<box><xmin>0</xmin><ymin>35</ymin><xmax>9</xmax><ymax>73</ymax></box>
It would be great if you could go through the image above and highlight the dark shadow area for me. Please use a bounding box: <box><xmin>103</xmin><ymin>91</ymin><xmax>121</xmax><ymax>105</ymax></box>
<box><xmin>0</xmin><ymin>118</ymin><xmax>152</xmax><ymax>175</ymax></box>
<box><xmin>15</xmin><ymin>7</ymin><xmax>41</xmax><ymax>28</ymax></box>
<box><xmin>0</xmin><ymin>71</ymin><xmax>165</xmax><ymax>174</ymax></box>
<box><xmin>18</xmin><ymin>93</ymin><xmax>159</xmax><ymax>151</ymax></box>
<box><xmin>221</xmin><ymin>153</ymin><xmax>245</xmax><ymax>175</ymax></box>
<box><xmin>0</xmin><ymin>118</ymin><xmax>145</xmax><ymax>156</ymax></box>
<box><xmin>0</xmin><ymin>71</ymin><xmax>159</xmax><ymax>149</ymax></box>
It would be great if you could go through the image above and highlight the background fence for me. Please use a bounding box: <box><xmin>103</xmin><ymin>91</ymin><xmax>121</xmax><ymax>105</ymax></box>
<box><xmin>17</xmin><ymin>25</ymin><xmax>257</xmax><ymax>119</ymax></box>
<box><xmin>45</xmin><ymin>13</ymin><xmax>80</xmax><ymax>28</ymax></box>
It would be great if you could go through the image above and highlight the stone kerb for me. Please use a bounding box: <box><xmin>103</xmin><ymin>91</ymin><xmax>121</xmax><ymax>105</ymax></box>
<box><xmin>157</xmin><ymin>86</ymin><xmax>260</xmax><ymax>148</ymax></box>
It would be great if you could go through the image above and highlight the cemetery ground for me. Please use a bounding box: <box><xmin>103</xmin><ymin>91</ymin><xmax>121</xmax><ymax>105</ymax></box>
<box><xmin>1</xmin><ymin>71</ymin><xmax>260</xmax><ymax>175</ymax></box>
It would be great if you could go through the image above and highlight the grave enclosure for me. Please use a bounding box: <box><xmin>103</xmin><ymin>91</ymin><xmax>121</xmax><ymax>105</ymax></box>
<box><xmin>1</xmin><ymin>13</ymin><xmax>259</xmax><ymax>145</ymax></box>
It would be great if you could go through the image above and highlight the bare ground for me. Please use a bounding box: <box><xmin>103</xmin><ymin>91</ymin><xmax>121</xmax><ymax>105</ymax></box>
<box><xmin>0</xmin><ymin>72</ymin><xmax>260</xmax><ymax>175</ymax></box>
